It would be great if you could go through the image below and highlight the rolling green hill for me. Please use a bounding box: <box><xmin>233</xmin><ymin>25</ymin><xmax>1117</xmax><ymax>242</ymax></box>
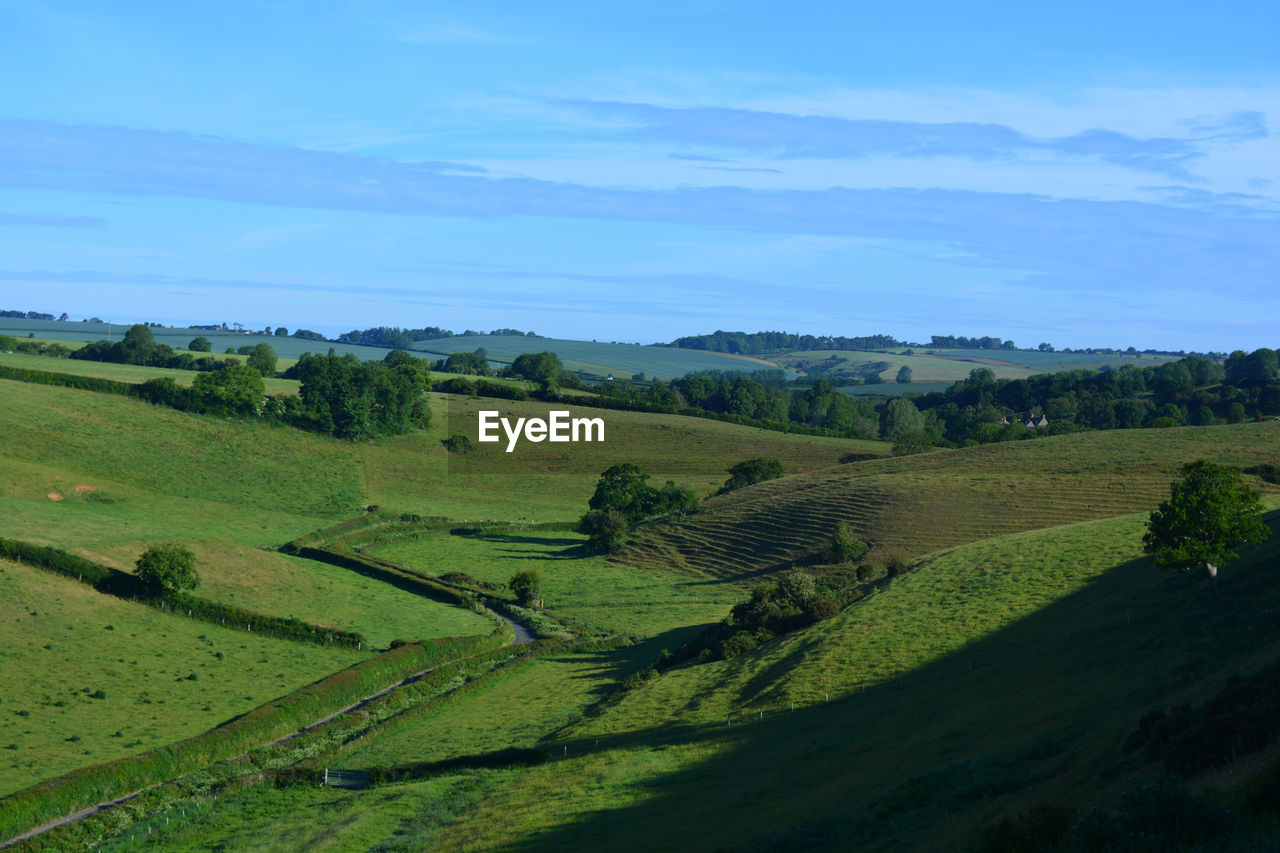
<box><xmin>415</xmin><ymin>334</ymin><xmax>796</xmax><ymax>380</ymax></box>
<box><xmin>9</xmin><ymin>369</ymin><xmax>1280</xmax><ymax>852</ymax></box>
<box><xmin>419</xmin><ymin>507</ymin><xmax>1280</xmax><ymax>851</ymax></box>
<box><xmin>623</xmin><ymin>421</ymin><xmax>1280</xmax><ymax>578</ymax></box>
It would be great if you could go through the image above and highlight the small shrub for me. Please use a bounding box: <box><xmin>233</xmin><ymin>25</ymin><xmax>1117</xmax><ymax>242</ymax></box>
<box><xmin>619</xmin><ymin>668</ymin><xmax>656</xmax><ymax>690</ymax></box>
<box><xmin>509</xmin><ymin>570</ymin><xmax>543</xmax><ymax>606</ymax></box>
<box><xmin>719</xmin><ymin>631</ymin><xmax>759</xmax><ymax>659</ymax></box>
<box><xmin>441</xmin><ymin>434</ymin><xmax>474</xmax><ymax>453</ymax></box>
<box><xmin>88</xmin><ymin>689</ymin><xmax>106</xmax><ymax>700</ymax></box>
<box><xmin>827</xmin><ymin>521</ymin><xmax>869</xmax><ymax>562</ymax></box>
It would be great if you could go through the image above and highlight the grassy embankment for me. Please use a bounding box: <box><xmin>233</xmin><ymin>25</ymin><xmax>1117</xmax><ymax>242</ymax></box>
<box><xmin>625</xmin><ymin>421</ymin><xmax>1280</xmax><ymax>577</ymax></box>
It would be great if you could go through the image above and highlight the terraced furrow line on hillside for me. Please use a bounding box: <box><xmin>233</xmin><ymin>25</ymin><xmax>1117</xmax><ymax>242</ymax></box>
<box><xmin>624</xmin><ymin>423</ymin><xmax>1280</xmax><ymax>579</ymax></box>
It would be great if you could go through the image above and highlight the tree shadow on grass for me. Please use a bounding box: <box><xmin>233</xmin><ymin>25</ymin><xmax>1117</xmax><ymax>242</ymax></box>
<box><xmin>462</xmin><ymin>532</ymin><xmax>584</xmax><ymax>548</ymax></box>
<box><xmin>477</xmin><ymin>524</ymin><xmax>1280</xmax><ymax>852</ymax></box>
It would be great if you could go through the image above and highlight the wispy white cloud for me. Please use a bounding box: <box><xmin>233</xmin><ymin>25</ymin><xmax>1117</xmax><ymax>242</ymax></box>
<box><xmin>560</xmin><ymin>100</ymin><xmax>1264</xmax><ymax>178</ymax></box>
<box><xmin>0</xmin><ymin>119</ymin><xmax>1275</xmax><ymax>302</ymax></box>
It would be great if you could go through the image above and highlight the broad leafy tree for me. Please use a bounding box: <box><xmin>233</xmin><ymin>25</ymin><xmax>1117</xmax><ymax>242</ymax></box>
<box><xmin>579</xmin><ymin>508</ymin><xmax>629</xmax><ymax>554</ymax></box>
<box><xmin>720</xmin><ymin>458</ymin><xmax>784</xmax><ymax>494</ymax></box>
<box><xmin>509</xmin><ymin>351</ymin><xmax>562</xmax><ymax>386</ymax></box>
<box><xmin>246</xmin><ymin>342</ymin><xmax>277</xmax><ymax>376</ymax></box>
<box><xmin>509</xmin><ymin>569</ymin><xmax>543</xmax><ymax>605</ymax></box>
<box><xmin>136</xmin><ymin>543</ymin><xmax>199</xmax><ymax>593</ymax></box>
<box><xmin>1143</xmin><ymin>460</ymin><xmax>1270</xmax><ymax>585</ymax></box>
<box><xmin>188</xmin><ymin>336</ymin><xmax>212</xmax><ymax>352</ymax></box>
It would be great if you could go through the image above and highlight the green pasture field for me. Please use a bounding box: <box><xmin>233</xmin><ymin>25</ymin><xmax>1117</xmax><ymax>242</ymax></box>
<box><xmin>0</xmin><ymin>350</ymin><xmax>301</xmax><ymax>394</ymax></box>
<box><xmin>415</xmin><ymin>334</ymin><xmax>795</xmax><ymax>380</ymax></box>
<box><xmin>417</xmin><ymin>507</ymin><xmax>1280</xmax><ymax>851</ymax></box>
<box><xmin>369</xmin><ymin>529</ymin><xmax>739</xmax><ymax>638</ymax></box>
<box><xmin>0</xmin><ymin>559</ymin><xmax>365</xmax><ymax>797</ymax></box>
<box><xmin>78</xmin><ymin>541</ymin><xmax>493</xmax><ymax>648</ymax></box>
<box><xmin>625</xmin><ymin>420</ymin><xmax>1280</xmax><ymax>578</ymax></box>
<box><xmin>0</xmin><ymin>379</ymin><xmax>363</xmax><ymax>549</ymax></box>
<box><xmin>773</xmin><ymin>346</ymin><xmax>1171</xmax><ymax>385</ymax></box>
<box><xmin>357</xmin><ymin>393</ymin><xmax>883</xmax><ymax>523</ymax></box>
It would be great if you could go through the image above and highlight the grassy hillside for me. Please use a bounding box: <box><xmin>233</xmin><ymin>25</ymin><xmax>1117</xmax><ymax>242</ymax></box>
<box><xmin>421</xmin><ymin>507</ymin><xmax>1280</xmax><ymax>851</ymax></box>
<box><xmin>0</xmin><ymin>559</ymin><xmax>365</xmax><ymax>797</ymax></box>
<box><xmin>108</xmin><ymin>505</ymin><xmax>1280</xmax><ymax>851</ymax></box>
<box><xmin>625</xmin><ymin>421</ymin><xmax>1280</xmax><ymax>578</ymax></box>
<box><xmin>357</xmin><ymin>393</ymin><xmax>883</xmax><ymax>522</ymax></box>
<box><xmin>14</xmin><ymin>374</ymin><xmax>1280</xmax><ymax>851</ymax></box>
<box><xmin>0</xmin><ymin>379</ymin><xmax>363</xmax><ymax>549</ymax></box>
<box><xmin>416</xmin><ymin>334</ymin><xmax>795</xmax><ymax>380</ymax></box>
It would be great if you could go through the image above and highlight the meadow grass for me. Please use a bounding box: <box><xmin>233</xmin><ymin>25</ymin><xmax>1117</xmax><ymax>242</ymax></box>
<box><xmin>368</xmin><ymin>529</ymin><xmax>739</xmax><ymax>638</ymax></box>
<box><xmin>626</xmin><ymin>420</ymin><xmax>1280</xmax><ymax>578</ymax></box>
<box><xmin>0</xmin><ymin>559</ymin><xmax>365</xmax><ymax>797</ymax></box>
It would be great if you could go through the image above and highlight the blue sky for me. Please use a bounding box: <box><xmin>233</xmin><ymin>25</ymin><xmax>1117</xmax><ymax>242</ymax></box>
<box><xmin>1</xmin><ymin>1</ymin><xmax>1276</xmax><ymax>351</ymax></box>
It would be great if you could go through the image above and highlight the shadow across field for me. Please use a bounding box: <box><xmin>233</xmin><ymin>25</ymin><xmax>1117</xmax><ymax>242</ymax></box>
<box><xmin>468</xmin><ymin>519</ymin><xmax>1280</xmax><ymax>852</ymax></box>
<box><xmin>455</xmin><ymin>532</ymin><xmax>590</xmax><ymax>561</ymax></box>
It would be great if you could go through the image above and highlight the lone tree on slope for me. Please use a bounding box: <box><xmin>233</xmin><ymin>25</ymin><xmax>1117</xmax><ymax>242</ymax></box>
<box><xmin>1143</xmin><ymin>460</ymin><xmax>1270</xmax><ymax>586</ymax></box>
<box><xmin>135</xmin><ymin>543</ymin><xmax>200</xmax><ymax>593</ymax></box>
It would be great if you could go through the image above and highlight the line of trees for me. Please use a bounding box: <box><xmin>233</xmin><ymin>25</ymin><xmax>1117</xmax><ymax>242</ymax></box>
<box><xmin>334</xmin><ymin>326</ymin><xmax>540</xmax><ymax>349</ymax></box>
<box><xmin>581</xmin><ymin>347</ymin><xmax>1280</xmax><ymax>449</ymax></box>
<box><xmin>668</xmin><ymin>330</ymin><xmax>907</xmax><ymax>354</ymax></box>
<box><xmin>68</xmin><ymin>324</ymin><xmax>251</xmax><ymax>374</ymax></box>
<box><xmin>0</xmin><ymin>309</ymin><xmax>62</xmax><ymax>320</ymax></box>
